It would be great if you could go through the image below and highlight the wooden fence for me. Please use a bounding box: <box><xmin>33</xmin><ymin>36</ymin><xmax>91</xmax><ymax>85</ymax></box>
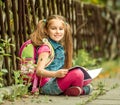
<box><xmin>0</xmin><ymin>0</ymin><xmax>120</xmax><ymax>85</ymax></box>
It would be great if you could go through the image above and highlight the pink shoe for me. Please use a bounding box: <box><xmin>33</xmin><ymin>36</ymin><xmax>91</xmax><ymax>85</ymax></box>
<box><xmin>64</xmin><ymin>86</ymin><xmax>82</xmax><ymax>96</ymax></box>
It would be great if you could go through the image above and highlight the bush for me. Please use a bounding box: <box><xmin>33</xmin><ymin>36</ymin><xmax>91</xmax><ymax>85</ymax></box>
<box><xmin>73</xmin><ymin>49</ymin><xmax>97</xmax><ymax>68</ymax></box>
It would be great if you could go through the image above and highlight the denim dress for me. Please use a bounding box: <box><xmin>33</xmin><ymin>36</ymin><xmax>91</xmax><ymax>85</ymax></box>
<box><xmin>40</xmin><ymin>38</ymin><xmax>65</xmax><ymax>95</ymax></box>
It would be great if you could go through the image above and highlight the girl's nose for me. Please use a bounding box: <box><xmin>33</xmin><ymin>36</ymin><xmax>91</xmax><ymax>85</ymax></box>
<box><xmin>56</xmin><ymin>29</ymin><xmax>60</xmax><ymax>33</ymax></box>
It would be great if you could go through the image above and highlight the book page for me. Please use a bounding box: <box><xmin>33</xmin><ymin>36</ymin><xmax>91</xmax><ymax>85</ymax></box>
<box><xmin>87</xmin><ymin>68</ymin><xmax>102</xmax><ymax>79</ymax></box>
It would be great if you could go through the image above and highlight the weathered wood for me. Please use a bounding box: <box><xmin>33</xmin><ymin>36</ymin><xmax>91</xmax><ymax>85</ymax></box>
<box><xmin>37</xmin><ymin>0</ymin><xmax>42</xmax><ymax>19</ymax></box>
<box><xmin>51</xmin><ymin>0</ymin><xmax>55</xmax><ymax>14</ymax></box>
<box><xmin>4</xmin><ymin>0</ymin><xmax>13</xmax><ymax>85</ymax></box>
<box><xmin>29</xmin><ymin>0</ymin><xmax>36</xmax><ymax>27</ymax></box>
<box><xmin>0</xmin><ymin>2</ymin><xmax>5</xmax><ymax>39</ymax></box>
<box><xmin>22</xmin><ymin>0</ymin><xmax>27</xmax><ymax>41</ymax></box>
<box><xmin>18</xmin><ymin>0</ymin><xmax>23</xmax><ymax>46</ymax></box>
<box><xmin>42</xmin><ymin>0</ymin><xmax>47</xmax><ymax>18</ymax></box>
<box><xmin>12</xmin><ymin>0</ymin><xmax>19</xmax><ymax>59</ymax></box>
<box><xmin>24</xmin><ymin>0</ymin><xmax>32</xmax><ymax>34</ymax></box>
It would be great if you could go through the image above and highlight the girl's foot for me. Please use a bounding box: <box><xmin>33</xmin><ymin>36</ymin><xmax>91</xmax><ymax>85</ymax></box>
<box><xmin>64</xmin><ymin>86</ymin><xmax>82</xmax><ymax>96</ymax></box>
<box><xmin>82</xmin><ymin>84</ymin><xmax>93</xmax><ymax>95</ymax></box>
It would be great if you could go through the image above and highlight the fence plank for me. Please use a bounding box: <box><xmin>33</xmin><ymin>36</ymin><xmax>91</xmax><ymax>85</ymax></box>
<box><xmin>29</xmin><ymin>0</ymin><xmax>36</xmax><ymax>26</ymax></box>
<box><xmin>24</xmin><ymin>0</ymin><xmax>32</xmax><ymax>34</ymax></box>
<box><xmin>4</xmin><ymin>0</ymin><xmax>13</xmax><ymax>85</ymax></box>
<box><xmin>0</xmin><ymin>3</ymin><xmax>5</xmax><ymax>39</ymax></box>
<box><xmin>37</xmin><ymin>0</ymin><xmax>42</xmax><ymax>19</ymax></box>
<box><xmin>12</xmin><ymin>0</ymin><xmax>19</xmax><ymax>70</ymax></box>
<box><xmin>18</xmin><ymin>0</ymin><xmax>23</xmax><ymax>46</ymax></box>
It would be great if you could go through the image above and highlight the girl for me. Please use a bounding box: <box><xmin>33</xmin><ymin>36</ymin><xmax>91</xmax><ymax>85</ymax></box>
<box><xmin>29</xmin><ymin>15</ymin><xmax>92</xmax><ymax>96</ymax></box>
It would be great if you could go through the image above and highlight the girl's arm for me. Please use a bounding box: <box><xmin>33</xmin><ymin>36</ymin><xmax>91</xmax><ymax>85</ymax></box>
<box><xmin>36</xmin><ymin>52</ymin><xmax>68</xmax><ymax>78</ymax></box>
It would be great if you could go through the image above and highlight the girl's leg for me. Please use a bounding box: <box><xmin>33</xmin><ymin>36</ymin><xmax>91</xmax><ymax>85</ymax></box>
<box><xmin>57</xmin><ymin>69</ymin><xmax>84</xmax><ymax>92</ymax></box>
<box><xmin>57</xmin><ymin>69</ymin><xmax>92</xmax><ymax>96</ymax></box>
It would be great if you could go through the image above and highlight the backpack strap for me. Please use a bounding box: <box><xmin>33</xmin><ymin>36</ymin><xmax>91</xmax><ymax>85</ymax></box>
<box><xmin>42</xmin><ymin>38</ymin><xmax>55</xmax><ymax>67</ymax></box>
<box><xmin>31</xmin><ymin>38</ymin><xmax>55</xmax><ymax>94</ymax></box>
<box><xmin>19</xmin><ymin>40</ymin><xmax>36</xmax><ymax>64</ymax></box>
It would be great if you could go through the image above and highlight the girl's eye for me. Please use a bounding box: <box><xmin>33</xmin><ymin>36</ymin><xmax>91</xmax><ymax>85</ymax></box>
<box><xmin>50</xmin><ymin>27</ymin><xmax>56</xmax><ymax>30</ymax></box>
<box><xmin>52</xmin><ymin>28</ymin><xmax>56</xmax><ymax>30</ymax></box>
<box><xmin>59</xmin><ymin>28</ymin><xmax>64</xmax><ymax>30</ymax></box>
<box><xmin>50</xmin><ymin>27</ymin><xmax>64</xmax><ymax>30</ymax></box>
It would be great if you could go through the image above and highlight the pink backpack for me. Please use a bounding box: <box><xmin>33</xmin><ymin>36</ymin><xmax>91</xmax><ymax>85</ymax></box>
<box><xmin>19</xmin><ymin>39</ymin><xmax>54</xmax><ymax>93</ymax></box>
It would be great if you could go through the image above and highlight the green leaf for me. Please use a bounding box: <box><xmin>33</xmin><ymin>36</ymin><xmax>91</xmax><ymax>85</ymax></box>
<box><xmin>1</xmin><ymin>69</ymin><xmax>8</xmax><ymax>73</ymax></box>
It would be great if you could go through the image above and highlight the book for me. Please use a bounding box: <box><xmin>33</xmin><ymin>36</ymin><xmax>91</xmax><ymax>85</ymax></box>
<box><xmin>69</xmin><ymin>66</ymin><xmax>102</xmax><ymax>80</ymax></box>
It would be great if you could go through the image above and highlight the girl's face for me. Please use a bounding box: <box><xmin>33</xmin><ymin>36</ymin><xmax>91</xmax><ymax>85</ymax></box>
<box><xmin>47</xmin><ymin>19</ymin><xmax>65</xmax><ymax>42</ymax></box>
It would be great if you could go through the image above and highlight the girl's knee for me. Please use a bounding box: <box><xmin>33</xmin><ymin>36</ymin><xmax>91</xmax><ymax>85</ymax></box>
<box><xmin>69</xmin><ymin>69</ymin><xmax>84</xmax><ymax>79</ymax></box>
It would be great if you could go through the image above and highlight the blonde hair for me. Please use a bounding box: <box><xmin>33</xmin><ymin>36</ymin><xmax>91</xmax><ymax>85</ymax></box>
<box><xmin>30</xmin><ymin>15</ymin><xmax>73</xmax><ymax>68</ymax></box>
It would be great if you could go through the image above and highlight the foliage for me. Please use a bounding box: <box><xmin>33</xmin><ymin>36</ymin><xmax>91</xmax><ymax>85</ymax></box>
<box><xmin>0</xmin><ymin>38</ymin><xmax>15</xmax><ymax>56</ymax></box>
<box><xmin>0</xmin><ymin>0</ymin><xmax>2</xmax><ymax>6</ymax></box>
<box><xmin>102</xmin><ymin>58</ymin><xmax>120</xmax><ymax>71</ymax></box>
<box><xmin>8</xmin><ymin>84</ymin><xmax>28</xmax><ymax>101</ymax></box>
<box><xmin>20</xmin><ymin>60</ymin><xmax>36</xmax><ymax>74</ymax></box>
<box><xmin>0</xmin><ymin>37</ymin><xmax>15</xmax><ymax>88</ymax></box>
<box><xmin>8</xmin><ymin>70</ymin><xmax>30</xmax><ymax>101</ymax></box>
<box><xmin>73</xmin><ymin>49</ymin><xmax>97</xmax><ymax>68</ymax></box>
<box><xmin>0</xmin><ymin>69</ymin><xmax>8</xmax><ymax>88</ymax></box>
<box><xmin>80</xmin><ymin>0</ymin><xmax>120</xmax><ymax>10</ymax></box>
<box><xmin>0</xmin><ymin>35</ymin><xmax>36</xmax><ymax>102</ymax></box>
<box><xmin>80</xmin><ymin>0</ymin><xmax>107</xmax><ymax>6</ymax></box>
<box><xmin>98</xmin><ymin>58</ymin><xmax>120</xmax><ymax>78</ymax></box>
<box><xmin>0</xmin><ymin>71</ymin><xmax>31</xmax><ymax>103</ymax></box>
<box><xmin>13</xmin><ymin>70</ymin><xmax>31</xmax><ymax>90</ymax></box>
<box><xmin>14</xmin><ymin>71</ymin><xmax>24</xmax><ymax>85</ymax></box>
<box><xmin>9</xmin><ymin>60</ymin><xmax>37</xmax><ymax>100</ymax></box>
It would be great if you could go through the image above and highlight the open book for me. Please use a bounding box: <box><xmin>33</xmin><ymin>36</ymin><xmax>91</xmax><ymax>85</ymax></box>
<box><xmin>69</xmin><ymin>66</ymin><xmax>102</xmax><ymax>80</ymax></box>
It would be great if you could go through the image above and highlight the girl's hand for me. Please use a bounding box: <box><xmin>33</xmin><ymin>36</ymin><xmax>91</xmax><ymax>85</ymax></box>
<box><xmin>55</xmin><ymin>69</ymin><xmax>68</xmax><ymax>78</ymax></box>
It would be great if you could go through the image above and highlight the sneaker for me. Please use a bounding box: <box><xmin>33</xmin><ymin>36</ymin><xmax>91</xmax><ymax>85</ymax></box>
<box><xmin>83</xmin><ymin>84</ymin><xmax>93</xmax><ymax>95</ymax></box>
<box><xmin>64</xmin><ymin>86</ymin><xmax>82</xmax><ymax>96</ymax></box>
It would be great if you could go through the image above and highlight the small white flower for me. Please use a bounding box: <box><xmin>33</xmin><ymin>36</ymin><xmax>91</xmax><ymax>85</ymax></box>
<box><xmin>29</xmin><ymin>68</ymin><xmax>34</xmax><ymax>73</ymax></box>
<box><xmin>21</xmin><ymin>65</ymin><xmax>27</xmax><ymax>71</ymax></box>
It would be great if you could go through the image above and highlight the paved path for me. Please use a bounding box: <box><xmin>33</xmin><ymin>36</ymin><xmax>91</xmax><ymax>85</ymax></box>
<box><xmin>87</xmin><ymin>76</ymin><xmax>120</xmax><ymax>105</ymax></box>
<box><xmin>87</xmin><ymin>86</ymin><xmax>120</xmax><ymax>105</ymax></box>
<box><xmin>2</xmin><ymin>74</ymin><xmax>120</xmax><ymax>105</ymax></box>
